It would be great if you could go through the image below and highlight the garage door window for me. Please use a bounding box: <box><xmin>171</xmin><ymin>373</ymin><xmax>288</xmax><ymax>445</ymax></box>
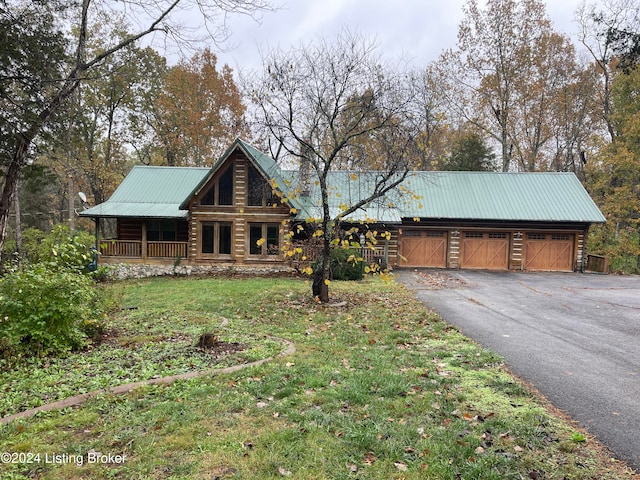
<box><xmin>527</xmin><ymin>233</ymin><xmax>546</xmax><ymax>240</ymax></box>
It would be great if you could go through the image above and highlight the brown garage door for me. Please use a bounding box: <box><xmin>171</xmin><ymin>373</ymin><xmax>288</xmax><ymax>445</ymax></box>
<box><xmin>460</xmin><ymin>232</ymin><xmax>509</xmax><ymax>269</ymax></box>
<box><xmin>524</xmin><ymin>233</ymin><xmax>574</xmax><ymax>271</ymax></box>
<box><xmin>400</xmin><ymin>230</ymin><xmax>447</xmax><ymax>267</ymax></box>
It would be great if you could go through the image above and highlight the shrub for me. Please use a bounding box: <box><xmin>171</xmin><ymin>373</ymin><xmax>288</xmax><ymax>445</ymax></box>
<box><xmin>0</xmin><ymin>264</ymin><xmax>105</xmax><ymax>357</ymax></box>
<box><xmin>21</xmin><ymin>225</ymin><xmax>96</xmax><ymax>273</ymax></box>
<box><xmin>314</xmin><ymin>248</ymin><xmax>363</xmax><ymax>281</ymax></box>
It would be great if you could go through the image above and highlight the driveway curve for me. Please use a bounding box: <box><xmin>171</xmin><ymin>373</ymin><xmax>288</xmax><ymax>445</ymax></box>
<box><xmin>397</xmin><ymin>269</ymin><xmax>640</xmax><ymax>472</ymax></box>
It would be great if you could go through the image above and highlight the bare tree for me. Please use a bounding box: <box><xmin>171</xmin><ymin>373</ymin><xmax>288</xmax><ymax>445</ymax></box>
<box><xmin>0</xmin><ymin>0</ymin><xmax>271</xmax><ymax>255</ymax></box>
<box><xmin>250</xmin><ymin>31</ymin><xmax>419</xmax><ymax>302</ymax></box>
<box><xmin>576</xmin><ymin>0</ymin><xmax>640</xmax><ymax>142</ymax></box>
<box><xmin>437</xmin><ymin>0</ymin><xmax>584</xmax><ymax>172</ymax></box>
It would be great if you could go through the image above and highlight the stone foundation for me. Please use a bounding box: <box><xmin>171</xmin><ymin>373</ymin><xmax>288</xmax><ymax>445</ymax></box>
<box><xmin>106</xmin><ymin>263</ymin><xmax>296</xmax><ymax>280</ymax></box>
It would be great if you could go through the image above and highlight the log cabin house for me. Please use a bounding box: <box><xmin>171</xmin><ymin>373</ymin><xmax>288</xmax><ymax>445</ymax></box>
<box><xmin>80</xmin><ymin>138</ymin><xmax>606</xmax><ymax>272</ymax></box>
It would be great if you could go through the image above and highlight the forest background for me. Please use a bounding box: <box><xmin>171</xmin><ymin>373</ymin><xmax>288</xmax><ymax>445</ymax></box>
<box><xmin>2</xmin><ymin>0</ymin><xmax>639</xmax><ymax>273</ymax></box>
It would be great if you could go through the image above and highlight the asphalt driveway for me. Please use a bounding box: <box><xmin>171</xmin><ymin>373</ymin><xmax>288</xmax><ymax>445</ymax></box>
<box><xmin>396</xmin><ymin>269</ymin><xmax>640</xmax><ymax>472</ymax></box>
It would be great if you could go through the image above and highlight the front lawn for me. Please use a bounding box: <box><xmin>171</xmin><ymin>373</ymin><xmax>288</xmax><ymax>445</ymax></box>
<box><xmin>0</xmin><ymin>276</ymin><xmax>636</xmax><ymax>479</ymax></box>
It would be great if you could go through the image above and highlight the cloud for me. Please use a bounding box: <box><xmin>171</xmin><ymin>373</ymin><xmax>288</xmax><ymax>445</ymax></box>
<box><xmin>214</xmin><ymin>0</ymin><xmax>589</xmax><ymax>74</ymax></box>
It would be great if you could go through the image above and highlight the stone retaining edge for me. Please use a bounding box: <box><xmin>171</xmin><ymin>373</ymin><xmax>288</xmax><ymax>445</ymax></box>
<box><xmin>0</xmin><ymin>339</ymin><xmax>295</xmax><ymax>426</ymax></box>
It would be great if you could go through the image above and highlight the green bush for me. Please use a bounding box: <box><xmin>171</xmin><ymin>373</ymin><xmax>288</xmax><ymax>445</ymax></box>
<box><xmin>35</xmin><ymin>225</ymin><xmax>95</xmax><ymax>272</ymax></box>
<box><xmin>314</xmin><ymin>248</ymin><xmax>363</xmax><ymax>281</ymax></box>
<box><xmin>0</xmin><ymin>265</ymin><xmax>105</xmax><ymax>357</ymax></box>
<box><xmin>588</xmin><ymin>224</ymin><xmax>640</xmax><ymax>274</ymax></box>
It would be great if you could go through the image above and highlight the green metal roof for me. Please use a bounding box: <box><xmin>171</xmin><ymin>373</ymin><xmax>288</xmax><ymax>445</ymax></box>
<box><xmin>80</xmin><ymin>166</ymin><xmax>209</xmax><ymax>219</ymax></box>
<box><xmin>80</xmin><ymin>141</ymin><xmax>605</xmax><ymax>225</ymax></box>
<box><xmin>287</xmin><ymin>171</ymin><xmax>403</xmax><ymax>223</ymax></box>
<box><xmin>289</xmin><ymin>170</ymin><xmax>605</xmax><ymax>224</ymax></box>
<box><xmin>399</xmin><ymin>171</ymin><xmax>606</xmax><ymax>223</ymax></box>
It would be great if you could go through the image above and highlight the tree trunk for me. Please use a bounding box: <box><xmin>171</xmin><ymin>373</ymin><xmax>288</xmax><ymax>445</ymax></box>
<box><xmin>0</xmin><ymin>137</ymin><xmax>30</xmax><ymax>255</ymax></box>
<box><xmin>15</xmin><ymin>175</ymin><xmax>23</xmax><ymax>266</ymax></box>
<box><xmin>313</xmin><ymin>178</ymin><xmax>332</xmax><ymax>303</ymax></box>
<box><xmin>0</xmin><ymin>0</ymin><xmax>184</xmax><ymax>256</ymax></box>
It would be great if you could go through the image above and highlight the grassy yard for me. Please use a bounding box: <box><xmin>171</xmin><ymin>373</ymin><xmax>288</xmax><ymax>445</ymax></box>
<box><xmin>0</xmin><ymin>275</ymin><xmax>637</xmax><ymax>479</ymax></box>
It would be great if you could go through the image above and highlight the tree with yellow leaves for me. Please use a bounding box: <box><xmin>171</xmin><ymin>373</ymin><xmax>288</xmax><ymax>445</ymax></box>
<box><xmin>251</xmin><ymin>31</ymin><xmax>421</xmax><ymax>302</ymax></box>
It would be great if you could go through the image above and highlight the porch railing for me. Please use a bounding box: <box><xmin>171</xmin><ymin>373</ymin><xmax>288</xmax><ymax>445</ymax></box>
<box><xmin>99</xmin><ymin>240</ymin><xmax>142</xmax><ymax>257</ymax></box>
<box><xmin>147</xmin><ymin>241</ymin><xmax>187</xmax><ymax>258</ymax></box>
<box><xmin>99</xmin><ymin>240</ymin><xmax>186</xmax><ymax>259</ymax></box>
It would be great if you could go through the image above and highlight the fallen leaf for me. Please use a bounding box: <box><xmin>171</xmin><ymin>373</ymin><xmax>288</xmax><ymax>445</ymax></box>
<box><xmin>278</xmin><ymin>466</ymin><xmax>292</xmax><ymax>477</ymax></box>
<box><xmin>475</xmin><ymin>446</ymin><xmax>485</xmax><ymax>454</ymax></box>
<box><xmin>363</xmin><ymin>452</ymin><xmax>377</xmax><ymax>465</ymax></box>
<box><xmin>394</xmin><ymin>461</ymin><xmax>408</xmax><ymax>471</ymax></box>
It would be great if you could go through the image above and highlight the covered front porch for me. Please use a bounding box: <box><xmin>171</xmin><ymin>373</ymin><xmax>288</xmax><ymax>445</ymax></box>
<box><xmin>95</xmin><ymin>217</ymin><xmax>189</xmax><ymax>264</ymax></box>
<box><xmin>98</xmin><ymin>239</ymin><xmax>188</xmax><ymax>263</ymax></box>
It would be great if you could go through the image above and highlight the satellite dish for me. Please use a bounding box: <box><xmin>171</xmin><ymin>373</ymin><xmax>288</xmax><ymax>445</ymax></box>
<box><xmin>78</xmin><ymin>192</ymin><xmax>87</xmax><ymax>203</ymax></box>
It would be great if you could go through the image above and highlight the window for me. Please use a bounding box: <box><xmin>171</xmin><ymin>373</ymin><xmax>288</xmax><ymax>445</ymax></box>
<box><xmin>249</xmin><ymin>223</ymin><xmax>280</xmax><ymax>256</ymax></box>
<box><xmin>200</xmin><ymin>165</ymin><xmax>233</xmax><ymax>206</ymax></box>
<box><xmin>201</xmin><ymin>186</ymin><xmax>215</xmax><ymax>205</ymax></box>
<box><xmin>248</xmin><ymin>165</ymin><xmax>264</xmax><ymax>206</ymax></box>
<box><xmin>147</xmin><ymin>220</ymin><xmax>176</xmax><ymax>241</ymax></box>
<box><xmin>201</xmin><ymin>222</ymin><xmax>232</xmax><ymax>255</ymax></box>
<box><xmin>488</xmin><ymin>233</ymin><xmax>507</xmax><ymax>239</ymax></box>
<box><xmin>425</xmin><ymin>231</ymin><xmax>445</xmax><ymax>238</ymax></box>
<box><xmin>527</xmin><ymin>233</ymin><xmax>547</xmax><ymax>240</ymax></box>
<box><xmin>247</xmin><ymin>164</ymin><xmax>279</xmax><ymax>207</ymax></box>
<box><xmin>249</xmin><ymin>224</ymin><xmax>262</xmax><ymax>255</ymax></box>
<box><xmin>464</xmin><ymin>232</ymin><xmax>484</xmax><ymax>238</ymax></box>
<box><xmin>218</xmin><ymin>167</ymin><xmax>233</xmax><ymax>205</ymax></box>
<box><xmin>202</xmin><ymin>223</ymin><xmax>215</xmax><ymax>253</ymax></box>
<box><xmin>551</xmin><ymin>234</ymin><xmax>570</xmax><ymax>241</ymax></box>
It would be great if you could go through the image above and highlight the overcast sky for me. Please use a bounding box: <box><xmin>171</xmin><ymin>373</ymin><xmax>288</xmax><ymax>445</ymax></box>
<box><xmin>209</xmin><ymin>0</ymin><xmax>590</xmax><ymax>76</ymax></box>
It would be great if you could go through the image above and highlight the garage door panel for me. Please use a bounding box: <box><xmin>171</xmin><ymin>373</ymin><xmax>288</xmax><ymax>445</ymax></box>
<box><xmin>525</xmin><ymin>233</ymin><xmax>573</xmax><ymax>271</ymax></box>
<box><xmin>401</xmin><ymin>231</ymin><xmax>447</xmax><ymax>267</ymax></box>
<box><xmin>461</xmin><ymin>232</ymin><xmax>509</xmax><ymax>269</ymax></box>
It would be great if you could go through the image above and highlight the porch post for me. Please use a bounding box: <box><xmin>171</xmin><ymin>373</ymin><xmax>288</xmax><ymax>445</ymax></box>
<box><xmin>95</xmin><ymin>217</ymin><xmax>100</xmax><ymax>265</ymax></box>
<box><xmin>142</xmin><ymin>220</ymin><xmax>147</xmax><ymax>261</ymax></box>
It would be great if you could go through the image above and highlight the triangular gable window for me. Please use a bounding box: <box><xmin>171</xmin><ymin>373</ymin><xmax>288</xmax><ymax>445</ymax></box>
<box><xmin>200</xmin><ymin>165</ymin><xmax>233</xmax><ymax>206</ymax></box>
<box><xmin>247</xmin><ymin>164</ymin><xmax>279</xmax><ymax>207</ymax></box>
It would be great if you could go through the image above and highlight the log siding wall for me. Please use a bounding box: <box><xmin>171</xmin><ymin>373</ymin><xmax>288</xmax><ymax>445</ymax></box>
<box><xmin>186</xmin><ymin>152</ymin><xmax>291</xmax><ymax>266</ymax></box>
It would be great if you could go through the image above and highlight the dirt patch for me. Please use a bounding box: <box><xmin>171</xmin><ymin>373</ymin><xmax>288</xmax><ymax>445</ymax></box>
<box><xmin>414</xmin><ymin>270</ymin><xmax>469</xmax><ymax>290</ymax></box>
<box><xmin>196</xmin><ymin>340</ymin><xmax>246</xmax><ymax>357</ymax></box>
